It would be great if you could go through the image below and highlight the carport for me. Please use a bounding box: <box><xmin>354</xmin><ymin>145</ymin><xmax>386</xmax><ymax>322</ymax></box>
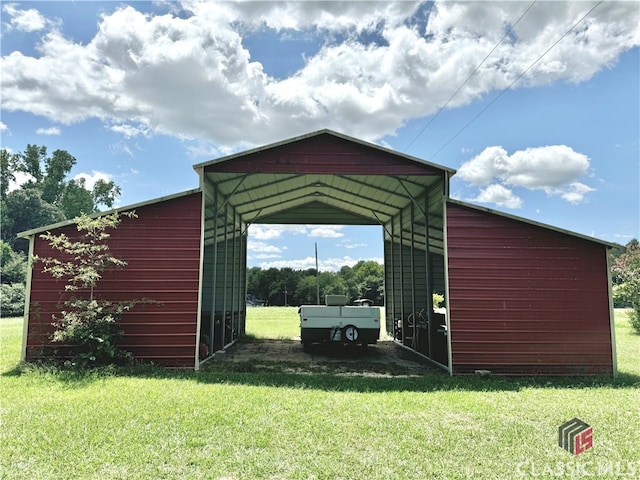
<box><xmin>21</xmin><ymin>129</ymin><xmax>615</xmax><ymax>375</ymax></box>
<box><xmin>194</xmin><ymin>130</ymin><xmax>454</xmax><ymax>371</ymax></box>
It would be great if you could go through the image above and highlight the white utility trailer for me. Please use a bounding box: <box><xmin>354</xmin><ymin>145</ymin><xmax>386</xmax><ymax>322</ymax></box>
<box><xmin>299</xmin><ymin>295</ymin><xmax>380</xmax><ymax>350</ymax></box>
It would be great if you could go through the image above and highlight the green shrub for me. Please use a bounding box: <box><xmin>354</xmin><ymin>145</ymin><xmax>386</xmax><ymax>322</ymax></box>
<box><xmin>34</xmin><ymin>211</ymin><xmax>147</xmax><ymax>368</ymax></box>
<box><xmin>613</xmin><ymin>283</ymin><xmax>632</xmax><ymax>308</ymax></box>
<box><xmin>52</xmin><ymin>298</ymin><xmax>135</xmax><ymax>366</ymax></box>
<box><xmin>613</xmin><ymin>240</ymin><xmax>640</xmax><ymax>333</ymax></box>
<box><xmin>627</xmin><ymin>309</ymin><xmax>640</xmax><ymax>333</ymax></box>
<box><xmin>0</xmin><ymin>241</ymin><xmax>27</xmax><ymax>284</ymax></box>
<box><xmin>0</xmin><ymin>283</ymin><xmax>25</xmax><ymax>317</ymax></box>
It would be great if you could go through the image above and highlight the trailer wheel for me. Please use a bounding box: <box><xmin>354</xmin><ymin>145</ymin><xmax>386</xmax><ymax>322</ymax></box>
<box><xmin>343</xmin><ymin>325</ymin><xmax>359</xmax><ymax>344</ymax></box>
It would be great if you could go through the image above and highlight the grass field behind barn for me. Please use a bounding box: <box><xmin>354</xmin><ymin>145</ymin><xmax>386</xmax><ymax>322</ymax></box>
<box><xmin>1</xmin><ymin>310</ymin><xmax>638</xmax><ymax>479</ymax></box>
<box><xmin>244</xmin><ymin>306</ymin><xmax>389</xmax><ymax>339</ymax></box>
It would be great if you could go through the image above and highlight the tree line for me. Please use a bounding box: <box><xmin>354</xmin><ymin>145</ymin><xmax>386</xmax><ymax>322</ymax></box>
<box><xmin>246</xmin><ymin>261</ymin><xmax>384</xmax><ymax>306</ymax></box>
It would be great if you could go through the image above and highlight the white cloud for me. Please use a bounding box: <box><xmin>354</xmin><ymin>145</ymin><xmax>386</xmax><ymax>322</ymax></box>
<box><xmin>73</xmin><ymin>171</ymin><xmax>113</xmax><ymax>190</ymax></box>
<box><xmin>458</xmin><ymin>144</ymin><xmax>594</xmax><ymax>206</ymax></box>
<box><xmin>457</xmin><ymin>146</ymin><xmax>507</xmax><ymax>187</ymax></box>
<box><xmin>339</xmin><ymin>240</ymin><xmax>368</xmax><ymax>249</ymax></box>
<box><xmin>247</xmin><ymin>240</ymin><xmax>281</xmax><ymax>254</ymax></box>
<box><xmin>110</xmin><ymin>123</ymin><xmax>151</xmax><ymax>139</ymax></box>
<box><xmin>0</xmin><ymin>122</ymin><xmax>8</xmax><ymax>132</ymax></box>
<box><xmin>458</xmin><ymin>145</ymin><xmax>591</xmax><ymax>188</ymax></box>
<box><xmin>2</xmin><ymin>3</ymin><xmax>49</xmax><ymax>32</ymax></box>
<box><xmin>554</xmin><ymin>182</ymin><xmax>596</xmax><ymax>205</ymax></box>
<box><xmin>35</xmin><ymin>126</ymin><xmax>61</xmax><ymax>135</ymax></box>
<box><xmin>612</xmin><ymin>233</ymin><xmax>635</xmax><ymax>240</ymax></box>
<box><xmin>7</xmin><ymin>171</ymin><xmax>35</xmax><ymax>193</ymax></box>
<box><xmin>251</xmin><ymin>253</ymin><xmax>281</xmax><ymax>260</ymax></box>
<box><xmin>256</xmin><ymin>255</ymin><xmax>383</xmax><ymax>272</ymax></box>
<box><xmin>249</xmin><ymin>224</ymin><xmax>344</xmax><ymax>240</ymax></box>
<box><xmin>185</xmin><ymin>142</ymin><xmax>224</xmax><ymax>160</ymax></box>
<box><xmin>123</xmin><ymin>144</ymin><xmax>137</xmax><ymax>158</ymax></box>
<box><xmin>249</xmin><ymin>226</ymin><xmax>283</xmax><ymax>241</ymax></box>
<box><xmin>507</xmin><ymin>146</ymin><xmax>590</xmax><ymax>189</ymax></box>
<box><xmin>109</xmin><ymin>141</ymin><xmax>134</xmax><ymax>158</ymax></box>
<box><xmin>218</xmin><ymin>1</ymin><xmax>420</xmax><ymax>33</ymax></box>
<box><xmin>0</xmin><ymin>1</ymin><xmax>637</xmax><ymax>148</ymax></box>
<box><xmin>308</xmin><ymin>226</ymin><xmax>344</xmax><ymax>238</ymax></box>
<box><xmin>256</xmin><ymin>257</ymin><xmax>316</xmax><ymax>270</ymax></box>
<box><xmin>473</xmin><ymin>184</ymin><xmax>523</xmax><ymax>209</ymax></box>
<box><xmin>249</xmin><ymin>224</ymin><xmax>309</xmax><ymax>240</ymax></box>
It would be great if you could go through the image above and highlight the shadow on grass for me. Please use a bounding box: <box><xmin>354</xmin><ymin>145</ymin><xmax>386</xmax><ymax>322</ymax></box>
<box><xmin>191</xmin><ymin>361</ymin><xmax>640</xmax><ymax>393</ymax></box>
<box><xmin>236</xmin><ymin>333</ymin><xmax>297</xmax><ymax>344</ymax></box>
<box><xmin>4</xmin><ymin>358</ymin><xmax>639</xmax><ymax>394</ymax></box>
<box><xmin>1</xmin><ymin>360</ymin><xmax>134</xmax><ymax>389</ymax></box>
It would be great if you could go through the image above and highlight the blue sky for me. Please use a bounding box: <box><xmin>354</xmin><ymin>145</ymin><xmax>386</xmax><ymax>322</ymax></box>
<box><xmin>1</xmin><ymin>1</ymin><xmax>639</xmax><ymax>270</ymax></box>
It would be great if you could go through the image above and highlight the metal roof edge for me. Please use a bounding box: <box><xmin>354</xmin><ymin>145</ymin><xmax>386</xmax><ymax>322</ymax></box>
<box><xmin>18</xmin><ymin>188</ymin><xmax>202</xmax><ymax>238</ymax></box>
<box><xmin>446</xmin><ymin>198</ymin><xmax>616</xmax><ymax>248</ymax></box>
<box><xmin>192</xmin><ymin>129</ymin><xmax>330</xmax><ymax>170</ymax></box>
<box><xmin>192</xmin><ymin>129</ymin><xmax>457</xmax><ymax>175</ymax></box>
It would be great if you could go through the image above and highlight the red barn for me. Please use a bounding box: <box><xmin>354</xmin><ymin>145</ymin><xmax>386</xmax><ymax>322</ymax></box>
<box><xmin>19</xmin><ymin>130</ymin><xmax>616</xmax><ymax>374</ymax></box>
<box><xmin>21</xmin><ymin>191</ymin><xmax>203</xmax><ymax>368</ymax></box>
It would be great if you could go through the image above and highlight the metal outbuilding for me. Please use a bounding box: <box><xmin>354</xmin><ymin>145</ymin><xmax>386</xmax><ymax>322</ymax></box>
<box><xmin>19</xmin><ymin>130</ymin><xmax>616</xmax><ymax>374</ymax></box>
<box><xmin>21</xmin><ymin>190</ymin><xmax>203</xmax><ymax>367</ymax></box>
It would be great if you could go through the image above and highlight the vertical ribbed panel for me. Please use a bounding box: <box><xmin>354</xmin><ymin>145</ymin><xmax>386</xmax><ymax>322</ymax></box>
<box><xmin>26</xmin><ymin>192</ymin><xmax>203</xmax><ymax>368</ymax></box>
<box><xmin>446</xmin><ymin>202</ymin><xmax>613</xmax><ymax>375</ymax></box>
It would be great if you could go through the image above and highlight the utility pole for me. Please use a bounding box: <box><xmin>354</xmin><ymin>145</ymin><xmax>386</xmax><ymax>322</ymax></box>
<box><xmin>315</xmin><ymin>242</ymin><xmax>320</xmax><ymax>305</ymax></box>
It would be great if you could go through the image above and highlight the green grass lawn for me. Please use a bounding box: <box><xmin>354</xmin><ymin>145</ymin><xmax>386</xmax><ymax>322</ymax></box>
<box><xmin>244</xmin><ymin>306</ymin><xmax>304</xmax><ymax>340</ymax></box>
<box><xmin>1</xmin><ymin>310</ymin><xmax>638</xmax><ymax>479</ymax></box>
<box><xmin>244</xmin><ymin>306</ymin><xmax>389</xmax><ymax>340</ymax></box>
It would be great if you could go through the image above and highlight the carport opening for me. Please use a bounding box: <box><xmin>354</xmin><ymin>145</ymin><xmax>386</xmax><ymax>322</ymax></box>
<box><xmin>200</xmin><ymin>221</ymin><xmax>449</xmax><ymax>370</ymax></box>
<box><xmin>246</xmin><ymin>224</ymin><xmax>384</xmax><ymax>305</ymax></box>
<box><xmin>244</xmin><ymin>223</ymin><xmax>386</xmax><ymax>341</ymax></box>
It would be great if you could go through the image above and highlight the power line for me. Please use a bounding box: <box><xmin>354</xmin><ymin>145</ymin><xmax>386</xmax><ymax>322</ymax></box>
<box><xmin>427</xmin><ymin>0</ymin><xmax>604</xmax><ymax>161</ymax></box>
<box><xmin>404</xmin><ymin>0</ymin><xmax>537</xmax><ymax>152</ymax></box>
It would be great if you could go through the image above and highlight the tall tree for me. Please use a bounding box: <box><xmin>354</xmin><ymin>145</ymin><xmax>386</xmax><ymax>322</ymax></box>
<box><xmin>1</xmin><ymin>145</ymin><xmax>121</xmax><ymax>251</ymax></box>
<box><xmin>61</xmin><ymin>178</ymin><xmax>98</xmax><ymax>219</ymax></box>
<box><xmin>41</xmin><ymin>149</ymin><xmax>76</xmax><ymax>204</ymax></box>
<box><xmin>296</xmin><ymin>275</ymin><xmax>320</xmax><ymax>304</ymax></box>
<box><xmin>2</xmin><ymin>189</ymin><xmax>65</xmax><ymax>253</ymax></box>
<box><xmin>0</xmin><ymin>149</ymin><xmax>16</xmax><ymax>200</ymax></box>
<box><xmin>18</xmin><ymin>144</ymin><xmax>46</xmax><ymax>184</ymax></box>
<box><xmin>91</xmin><ymin>178</ymin><xmax>121</xmax><ymax>209</ymax></box>
<box><xmin>352</xmin><ymin>260</ymin><xmax>384</xmax><ymax>304</ymax></box>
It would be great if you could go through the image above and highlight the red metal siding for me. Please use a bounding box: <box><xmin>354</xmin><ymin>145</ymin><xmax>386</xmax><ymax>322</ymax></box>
<box><xmin>206</xmin><ymin>134</ymin><xmax>443</xmax><ymax>175</ymax></box>
<box><xmin>25</xmin><ymin>192</ymin><xmax>202</xmax><ymax>368</ymax></box>
<box><xmin>446</xmin><ymin>202</ymin><xmax>613</xmax><ymax>375</ymax></box>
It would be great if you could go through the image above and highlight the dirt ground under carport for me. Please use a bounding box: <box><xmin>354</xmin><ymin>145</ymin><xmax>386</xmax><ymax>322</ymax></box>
<box><xmin>208</xmin><ymin>338</ymin><xmax>444</xmax><ymax>376</ymax></box>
